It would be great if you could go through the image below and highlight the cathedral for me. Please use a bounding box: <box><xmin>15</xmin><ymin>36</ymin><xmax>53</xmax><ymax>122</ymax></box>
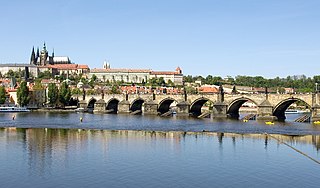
<box><xmin>30</xmin><ymin>43</ymin><xmax>71</xmax><ymax>66</ymax></box>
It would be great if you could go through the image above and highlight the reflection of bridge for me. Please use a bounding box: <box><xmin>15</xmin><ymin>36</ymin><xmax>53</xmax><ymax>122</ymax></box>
<box><xmin>76</xmin><ymin>91</ymin><xmax>320</xmax><ymax>121</ymax></box>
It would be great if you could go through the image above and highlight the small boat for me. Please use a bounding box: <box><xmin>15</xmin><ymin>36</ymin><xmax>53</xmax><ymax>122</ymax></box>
<box><xmin>0</xmin><ymin>107</ymin><xmax>30</xmax><ymax>112</ymax></box>
<box><xmin>265</xmin><ymin>121</ymin><xmax>274</xmax><ymax>125</ymax></box>
<box><xmin>243</xmin><ymin>119</ymin><xmax>248</xmax><ymax>122</ymax></box>
<box><xmin>75</xmin><ymin>108</ymin><xmax>87</xmax><ymax>113</ymax></box>
<box><xmin>313</xmin><ymin>121</ymin><xmax>320</xmax><ymax>125</ymax></box>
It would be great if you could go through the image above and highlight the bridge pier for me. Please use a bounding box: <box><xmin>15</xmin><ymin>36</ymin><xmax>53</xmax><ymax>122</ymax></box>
<box><xmin>311</xmin><ymin>105</ymin><xmax>320</xmax><ymax>122</ymax></box>
<box><xmin>256</xmin><ymin>100</ymin><xmax>277</xmax><ymax>121</ymax></box>
<box><xmin>118</xmin><ymin>100</ymin><xmax>131</xmax><ymax>114</ymax></box>
<box><xmin>176</xmin><ymin>101</ymin><xmax>190</xmax><ymax>116</ymax></box>
<box><xmin>78</xmin><ymin>100</ymin><xmax>88</xmax><ymax>111</ymax></box>
<box><xmin>144</xmin><ymin>101</ymin><xmax>158</xmax><ymax>115</ymax></box>
<box><xmin>93</xmin><ymin>99</ymin><xmax>106</xmax><ymax>113</ymax></box>
<box><xmin>212</xmin><ymin>102</ymin><xmax>228</xmax><ymax>118</ymax></box>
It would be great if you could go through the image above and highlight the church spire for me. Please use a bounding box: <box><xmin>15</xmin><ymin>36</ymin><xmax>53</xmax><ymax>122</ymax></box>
<box><xmin>36</xmin><ymin>47</ymin><xmax>40</xmax><ymax>58</ymax></box>
<box><xmin>43</xmin><ymin>42</ymin><xmax>47</xmax><ymax>51</ymax></box>
<box><xmin>52</xmin><ymin>48</ymin><xmax>55</xmax><ymax>57</ymax></box>
<box><xmin>30</xmin><ymin>46</ymin><xmax>36</xmax><ymax>65</ymax></box>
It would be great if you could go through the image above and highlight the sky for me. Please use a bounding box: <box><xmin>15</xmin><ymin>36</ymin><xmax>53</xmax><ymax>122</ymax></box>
<box><xmin>0</xmin><ymin>0</ymin><xmax>319</xmax><ymax>78</ymax></box>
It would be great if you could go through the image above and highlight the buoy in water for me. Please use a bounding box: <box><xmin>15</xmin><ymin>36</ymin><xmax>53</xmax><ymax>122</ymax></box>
<box><xmin>265</xmin><ymin>121</ymin><xmax>274</xmax><ymax>125</ymax></box>
<box><xmin>313</xmin><ymin>121</ymin><xmax>320</xmax><ymax>125</ymax></box>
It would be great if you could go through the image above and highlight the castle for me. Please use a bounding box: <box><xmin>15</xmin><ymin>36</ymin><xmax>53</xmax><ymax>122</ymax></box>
<box><xmin>30</xmin><ymin>42</ymin><xmax>70</xmax><ymax>66</ymax></box>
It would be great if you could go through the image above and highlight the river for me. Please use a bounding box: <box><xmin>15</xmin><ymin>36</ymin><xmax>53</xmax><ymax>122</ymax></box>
<box><xmin>0</xmin><ymin>112</ymin><xmax>320</xmax><ymax>187</ymax></box>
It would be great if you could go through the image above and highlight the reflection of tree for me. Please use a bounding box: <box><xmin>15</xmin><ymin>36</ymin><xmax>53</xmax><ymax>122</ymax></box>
<box><xmin>24</xmin><ymin>129</ymin><xmax>90</xmax><ymax>176</ymax></box>
<box><xmin>312</xmin><ymin>135</ymin><xmax>320</xmax><ymax>151</ymax></box>
<box><xmin>3</xmin><ymin>128</ymin><xmax>320</xmax><ymax>179</ymax></box>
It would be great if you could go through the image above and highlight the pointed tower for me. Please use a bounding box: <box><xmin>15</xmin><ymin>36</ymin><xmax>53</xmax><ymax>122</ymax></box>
<box><xmin>30</xmin><ymin>47</ymin><xmax>36</xmax><ymax>65</ymax></box>
<box><xmin>36</xmin><ymin>47</ymin><xmax>40</xmax><ymax>58</ymax></box>
<box><xmin>48</xmin><ymin>48</ymin><xmax>55</xmax><ymax>65</ymax></box>
<box><xmin>40</xmin><ymin>42</ymin><xmax>48</xmax><ymax>66</ymax></box>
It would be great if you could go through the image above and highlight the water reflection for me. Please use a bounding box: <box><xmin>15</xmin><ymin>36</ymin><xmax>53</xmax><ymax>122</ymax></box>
<box><xmin>2</xmin><ymin>128</ymin><xmax>320</xmax><ymax>170</ymax></box>
<box><xmin>1</xmin><ymin>128</ymin><xmax>320</xmax><ymax>187</ymax></box>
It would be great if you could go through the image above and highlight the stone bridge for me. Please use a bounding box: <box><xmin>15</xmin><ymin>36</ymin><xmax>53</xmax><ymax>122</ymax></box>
<box><xmin>76</xmin><ymin>92</ymin><xmax>320</xmax><ymax>121</ymax></box>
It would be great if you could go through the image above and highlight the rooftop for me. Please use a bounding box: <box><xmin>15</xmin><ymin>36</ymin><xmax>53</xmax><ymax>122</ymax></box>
<box><xmin>91</xmin><ymin>68</ymin><xmax>151</xmax><ymax>73</ymax></box>
<box><xmin>0</xmin><ymin>63</ymin><xmax>37</xmax><ymax>67</ymax></box>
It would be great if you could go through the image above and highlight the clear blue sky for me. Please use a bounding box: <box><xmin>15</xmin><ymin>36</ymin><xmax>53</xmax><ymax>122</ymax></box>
<box><xmin>0</xmin><ymin>0</ymin><xmax>319</xmax><ymax>78</ymax></box>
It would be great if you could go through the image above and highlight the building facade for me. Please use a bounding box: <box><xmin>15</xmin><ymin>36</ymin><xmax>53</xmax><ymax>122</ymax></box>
<box><xmin>150</xmin><ymin>67</ymin><xmax>183</xmax><ymax>85</ymax></box>
<box><xmin>89</xmin><ymin>62</ymin><xmax>183</xmax><ymax>85</ymax></box>
<box><xmin>0</xmin><ymin>64</ymin><xmax>38</xmax><ymax>78</ymax></box>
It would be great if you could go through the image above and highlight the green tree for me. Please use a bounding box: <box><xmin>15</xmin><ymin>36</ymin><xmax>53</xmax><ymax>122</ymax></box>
<box><xmin>0</xmin><ymin>86</ymin><xmax>6</xmax><ymax>104</ymax></box>
<box><xmin>110</xmin><ymin>85</ymin><xmax>121</xmax><ymax>94</ymax></box>
<box><xmin>38</xmin><ymin>70</ymin><xmax>53</xmax><ymax>79</ymax></box>
<box><xmin>90</xmin><ymin>74</ymin><xmax>97</xmax><ymax>85</ymax></box>
<box><xmin>17</xmin><ymin>81</ymin><xmax>30</xmax><ymax>107</ymax></box>
<box><xmin>33</xmin><ymin>80</ymin><xmax>44</xmax><ymax>90</ymax></box>
<box><xmin>71</xmin><ymin>88</ymin><xmax>83</xmax><ymax>95</ymax></box>
<box><xmin>86</xmin><ymin>89</ymin><xmax>98</xmax><ymax>95</ymax></box>
<box><xmin>183</xmin><ymin>75</ymin><xmax>193</xmax><ymax>83</ymax></box>
<box><xmin>6</xmin><ymin>70</ymin><xmax>15</xmax><ymax>78</ymax></box>
<box><xmin>59</xmin><ymin>82</ymin><xmax>71</xmax><ymax>106</ymax></box>
<box><xmin>185</xmin><ymin>86</ymin><xmax>197</xmax><ymax>94</ymax></box>
<box><xmin>48</xmin><ymin>83</ymin><xmax>59</xmax><ymax>107</ymax></box>
<box><xmin>167</xmin><ymin>79</ymin><xmax>175</xmax><ymax>87</ymax></box>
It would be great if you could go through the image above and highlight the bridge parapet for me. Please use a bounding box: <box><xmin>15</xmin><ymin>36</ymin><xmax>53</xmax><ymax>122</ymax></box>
<box><xmin>224</xmin><ymin>94</ymin><xmax>266</xmax><ymax>106</ymax></box>
<box><xmin>74</xmin><ymin>93</ymin><xmax>320</xmax><ymax>122</ymax></box>
<box><xmin>268</xmin><ymin>94</ymin><xmax>313</xmax><ymax>107</ymax></box>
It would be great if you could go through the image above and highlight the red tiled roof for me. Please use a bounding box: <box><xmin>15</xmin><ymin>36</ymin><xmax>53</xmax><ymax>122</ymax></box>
<box><xmin>78</xmin><ymin>65</ymin><xmax>89</xmax><ymax>69</ymax></box>
<box><xmin>48</xmin><ymin>64</ymin><xmax>90</xmax><ymax>70</ymax></box>
<box><xmin>150</xmin><ymin>71</ymin><xmax>180</xmax><ymax>75</ymax></box>
<box><xmin>198</xmin><ymin>86</ymin><xmax>219</xmax><ymax>93</ymax></box>
<box><xmin>0</xmin><ymin>79</ymin><xmax>10</xmax><ymax>84</ymax></box>
<box><xmin>91</xmin><ymin>68</ymin><xmax>151</xmax><ymax>73</ymax></box>
<box><xmin>38</xmin><ymin>65</ymin><xmax>56</xmax><ymax>69</ymax></box>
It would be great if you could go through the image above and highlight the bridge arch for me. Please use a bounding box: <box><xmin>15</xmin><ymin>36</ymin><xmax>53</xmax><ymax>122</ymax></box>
<box><xmin>158</xmin><ymin>98</ymin><xmax>178</xmax><ymax>115</ymax></box>
<box><xmin>87</xmin><ymin>98</ymin><xmax>97</xmax><ymax>112</ymax></box>
<box><xmin>227</xmin><ymin>97</ymin><xmax>258</xmax><ymax>119</ymax></box>
<box><xmin>130</xmin><ymin>98</ymin><xmax>145</xmax><ymax>114</ymax></box>
<box><xmin>273</xmin><ymin>98</ymin><xmax>311</xmax><ymax>121</ymax></box>
<box><xmin>190</xmin><ymin>97</ymin><xmax>213</xmax><ymax>117</ymax></box>
<box><xmin>106</xmin><ymin>98</ymin><xmax>120</xmax><ymax>114</ymax></box>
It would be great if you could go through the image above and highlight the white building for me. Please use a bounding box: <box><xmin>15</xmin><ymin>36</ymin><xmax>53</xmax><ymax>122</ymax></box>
<box><xmin>89</xmin><ymin>62</ymin><xmax>183</xmax><ymax>85</ymax></box>
<box><xmin>90</xmin><ymin>68</ymin><xmax>150</xmax><ymax>83</ymax></box>
<box><xmin>0</xmin><ymin>63</ymin><xmax>38</xmax><ymax>77</ymax></box>
<box><xmin>149</xmin><ymin>67</ymin><xmax>183</xmax><ymax>85</ymax></box>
